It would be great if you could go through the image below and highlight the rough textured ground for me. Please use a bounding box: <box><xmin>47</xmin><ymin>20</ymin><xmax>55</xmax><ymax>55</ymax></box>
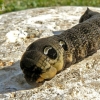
<box><xmin>0</xmin><ymin>6</ymin><xmax>100</xmax><ymax>100</ymax></box>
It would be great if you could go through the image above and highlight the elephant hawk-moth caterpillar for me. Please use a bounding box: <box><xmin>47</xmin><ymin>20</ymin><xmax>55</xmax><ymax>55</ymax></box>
<box><xmin>20</xmin><ymin>8</ymin><xmax>100</xmax><ymax>85</ymax></box>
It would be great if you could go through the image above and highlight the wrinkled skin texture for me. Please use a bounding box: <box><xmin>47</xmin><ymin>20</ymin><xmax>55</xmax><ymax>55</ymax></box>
<box><xmin>20</xmin><ymin>8</ymin><xmax>100</xmax><ymax>85</ymax></box>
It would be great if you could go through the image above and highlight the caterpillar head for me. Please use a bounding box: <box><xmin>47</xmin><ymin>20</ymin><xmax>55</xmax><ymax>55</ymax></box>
<box><xmin>20</xmin><ymin>36</ymin><xmax>67</xmax><ymax>85</ymax></box>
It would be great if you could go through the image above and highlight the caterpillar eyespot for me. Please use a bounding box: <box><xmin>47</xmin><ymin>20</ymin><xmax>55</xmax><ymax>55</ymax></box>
<box><xmin>59</xmin><ymin>40</ymin><xmax>68</xmax><ymax>51</ymax></box>
<box><xmin>43</xmin><ymin>46</ymin><xmax>57</xmax><ymax>59</ymax></box>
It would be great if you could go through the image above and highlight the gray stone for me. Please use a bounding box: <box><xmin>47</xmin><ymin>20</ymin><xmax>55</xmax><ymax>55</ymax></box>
<box><xmin>0</xmin><ymin>6</ymin><xmax>100</xmax><ymax>100</ymax></box>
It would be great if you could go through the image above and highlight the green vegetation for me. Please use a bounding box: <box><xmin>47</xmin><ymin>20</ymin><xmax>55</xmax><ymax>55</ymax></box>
<box><xmin>0</xmin><ymin>0</ymin><xmax>100</xmax><ymax>14</ymax></box>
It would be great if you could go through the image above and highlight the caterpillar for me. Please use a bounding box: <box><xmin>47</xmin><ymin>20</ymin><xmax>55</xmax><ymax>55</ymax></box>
<box><xmin>20</xmin><ymin>8</ymin><xmax>100</xmax><ymax>85</ymax></box>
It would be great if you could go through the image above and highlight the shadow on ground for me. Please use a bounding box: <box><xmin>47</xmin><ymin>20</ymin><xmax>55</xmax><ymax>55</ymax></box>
<box><xmin>0</xmin><ymin>61</ymin><xmax>41</xmax><ymax>94</ymax></box>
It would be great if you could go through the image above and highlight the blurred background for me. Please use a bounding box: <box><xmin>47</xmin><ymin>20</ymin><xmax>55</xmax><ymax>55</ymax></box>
<box><xmin>0</xmin><ymin>0</ymin><xmax>100</xmax><ymax>14</ymax></box>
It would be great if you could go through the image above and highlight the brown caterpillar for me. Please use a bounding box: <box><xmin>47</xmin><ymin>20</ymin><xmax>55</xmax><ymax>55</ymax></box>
<box><xmin>20</xmin><ymin>8</ymin><xmax>100</xmax><ymax>85</ymax></box>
